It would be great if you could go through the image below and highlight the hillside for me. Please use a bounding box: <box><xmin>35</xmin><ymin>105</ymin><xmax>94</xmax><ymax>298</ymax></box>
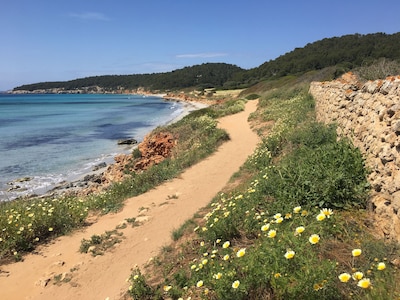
<box><xmin>13</xmin><ymin>32</ymin><xmax>400</xmax><ymax>92</ymax></box>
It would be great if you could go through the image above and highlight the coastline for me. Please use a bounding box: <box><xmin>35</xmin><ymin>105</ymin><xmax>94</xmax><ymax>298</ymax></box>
<box><xmin>3</xmin><ymin>95</ymin><xmax>210</xmax><ymax>200</ymax></box>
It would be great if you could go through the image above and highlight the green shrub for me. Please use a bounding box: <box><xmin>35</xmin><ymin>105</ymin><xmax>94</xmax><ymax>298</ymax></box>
<box><xmin>263</xmin><ymin>140</ymin><xmax>369</xmax><ymax>209</ymax></box>
<box><xmin>287</xmin><ymin>121</ymin><xmax>337</xmax><ymax>148</ymax></box>
<box><xmin>245</xmin><ymin>94</ymin><xmax>260</xmax><ymax>100</ymax></box>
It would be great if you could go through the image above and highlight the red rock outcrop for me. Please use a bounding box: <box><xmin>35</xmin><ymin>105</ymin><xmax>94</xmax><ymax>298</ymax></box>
<box><xmin>134</xmin><ymin>132</ymin><xmax>176</xmax><ymax>171</ymax></box>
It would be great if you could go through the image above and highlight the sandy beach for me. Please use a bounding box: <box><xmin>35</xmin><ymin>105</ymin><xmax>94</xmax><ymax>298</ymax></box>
<box><xmin>0</xmin><ymin>99</ymin><xmax>259</xmax><ymax>300</ymax></box>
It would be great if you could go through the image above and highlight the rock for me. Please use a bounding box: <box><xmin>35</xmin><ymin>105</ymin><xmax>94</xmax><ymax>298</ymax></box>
<box><xmin>117</xmin><ymin>138</ymin><xmax>137</xmax><ymax>145</ymax></box>
<box><xmin>36</xmin><ymin>276</ymin><xmax>52</xmax><ymax>287</ymax></box>
<box><xmin>83</xmin><ymin>174</ymin><xmax>103</xmax><ymax>184</ymax></box>
<box><xmin>392</xmin><ymin>191</ymin><xmax>400</xmax><ymax>213</ymax></box>
<box><xmin>14</xmin><ymin>177</ymin><xmax>31</xmax><ymax>182</ymax></box>
<box><xmin>92</xmin><ymin>162</ymin><xmax>107</xmax><ymax>171</ymax></box>
<box><xmin>134</xmin><ymin>132</ymin><xmax>176</xmax><ymax>171</ymax></box>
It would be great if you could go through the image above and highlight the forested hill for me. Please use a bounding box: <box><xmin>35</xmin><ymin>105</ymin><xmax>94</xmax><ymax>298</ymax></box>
<box><xmin>13</xmin><ymin>63</ymin><xmax>244</xmax><ymax>92</ymax></box>
<box><xmin>13</xmin><ymin>32</ymin><xmax>400</xmax><ymax>92</ymax></box>
<box><xmin>240</xmin><ymin>32</ymin><xmax>400</xmax><ymax>84</ymax></box>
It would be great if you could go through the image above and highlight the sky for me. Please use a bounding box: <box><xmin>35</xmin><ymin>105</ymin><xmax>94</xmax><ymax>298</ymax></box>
<box><xmin>1</xmin><ymin>0</ymin><xmax>399</xmax><ymax>91</ymax></box>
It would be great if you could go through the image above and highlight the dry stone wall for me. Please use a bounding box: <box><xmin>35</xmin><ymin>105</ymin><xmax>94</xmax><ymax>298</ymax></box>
<box><xmin>309</xmin><ymin>73</ymin><xmax>400</xmax><ymax>241</ymax></box>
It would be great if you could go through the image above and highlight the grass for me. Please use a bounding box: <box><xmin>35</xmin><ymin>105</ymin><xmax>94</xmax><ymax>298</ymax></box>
<box><xmin>126</xmin><ymin>83</ymin><xmax>400</xmax><ymax>300</ymax></box>
<box><xmin>0</xmin><ymin>98</ymin><xmax>246</xmax><ymax>262</ymax></box>
<box><xmin>79</xmin><ymin>229</ymin><xmax>123</xmax><ymax>256</ymax></box>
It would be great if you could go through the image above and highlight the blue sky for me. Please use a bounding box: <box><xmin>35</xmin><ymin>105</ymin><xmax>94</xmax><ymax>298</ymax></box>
<box><xmin>1</xmin><ymin>0</ymin><xmax>399</xmax><ymax>91</ymax></box>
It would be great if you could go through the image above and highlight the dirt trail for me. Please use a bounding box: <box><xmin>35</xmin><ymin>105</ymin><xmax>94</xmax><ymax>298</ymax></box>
<box><xmin>0</xmin><ymin>100</ymin><xmax>259</xmax><ymax>300</ymax></box>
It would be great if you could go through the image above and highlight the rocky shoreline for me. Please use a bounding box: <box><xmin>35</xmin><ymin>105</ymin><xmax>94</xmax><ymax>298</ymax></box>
<box><xmin>4</xmin><ymin>96</ymin><xmax>210</xmax><ymax>201</ymax></box>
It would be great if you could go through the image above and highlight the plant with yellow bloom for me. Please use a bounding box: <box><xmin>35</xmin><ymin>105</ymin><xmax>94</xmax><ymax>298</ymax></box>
<box><xmin>338</xmin><ymin>273</ymin><xmax>351</xmax><ymax>282</ymax></box>
<box><xmin>163</xmin><ymin>285</ymin><xmax>172</xmax><ymax>292</ymax></box>
<box><xmin>308</xmin><ymin>234</ymin><xmax>320</xmax><ymax>244</ymax></box>
<box><xmin>284</xmin><ymin>250</ymin><xmax>295</xmax><ymax>259</ymax></box>
<box><xmin>295</xmin><ymin>226</ymin><xmax>305</xmax><ymax>235</ymax></box>
<box><xmin>352</xmin><ymin>249</ymin><xmax>362</xmax><ymax>257</ymax></box>
<box><xmin>222</xmin><ymin>241</ymin><xmax>230</xmax><ymax>248</ymax></box>
<box><xmin>352</xmin><ymin>271</ymin><xmax>363</xmax><ymax>281</ymax></box>
<box><xmin>377</xmin><ymin>262</ymin><xmax>386</xmax><ymax>270</ymax></box>
<box><xmin>320</xmin><ymin>208</ymin><xmax>333</xmax><ymax>218</ymax></box>
<box><xmin>357</xmin><ymin>278</ymin><xmax>371</xmax><ymax>289</ymax></box>
<box><xmin>267</xmin><ymin>229</ymin><xmax>277</xmax><ymax>238</ymax></box>
<box><xmin>316</xmin><ymin>213</ymin><xmax>326</xmax><ymax>221</ymax></box>
<box><xmin>213</xmin><ymin>272</ymin><xmax>222</xmax><ymax>280</ymax></box>
<box><xmin>232</xmin><ymin>280</ymin><xmax>240</xmax><ymax>289</ymax></box>
<box><xmin>196</xmin><ymin>280</ymin><xmax>204</xmax><ymax>288</ymax></box>
<box><xmin>293</xmin><ymin>206</ymin><xmax>302</xmax><ymax>213</ymax></box>
<box><xmin>236</xmin><ymin>248</ymin><xmax>246</xmax><ymax>258</ymax></box>
<box><xmin>261</xmin><ymin>224</ymin><xmax>270</xmax><ymax>231</ymax></box>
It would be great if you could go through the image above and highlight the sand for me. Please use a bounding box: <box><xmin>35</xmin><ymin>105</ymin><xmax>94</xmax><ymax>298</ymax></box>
<box><xmin>0</xmin><ymin>100</ymin><xmax>259</xmax><ymax>300</ymax></box>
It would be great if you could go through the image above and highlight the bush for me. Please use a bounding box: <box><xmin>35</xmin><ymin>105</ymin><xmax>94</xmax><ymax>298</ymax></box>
<box><xmin>245</xmin><ymin>94</ymin><xmax>260</xmax><ymax>100</ymax></box>
<box><xmin>264</xmin><ymin>140</ymin><xmax>369</xmax><ymax>209</ymax></box>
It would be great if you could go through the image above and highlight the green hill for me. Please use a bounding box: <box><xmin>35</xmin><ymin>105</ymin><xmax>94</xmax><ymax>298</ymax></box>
<box><xmin>13</xmin><ymin>32</ymin><xmax>400</xmax><ymax>92</ymax></box>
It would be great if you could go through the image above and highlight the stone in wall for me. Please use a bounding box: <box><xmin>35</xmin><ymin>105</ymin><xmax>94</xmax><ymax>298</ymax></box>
<box><xmin>310</xmin><ymin>72</ymin><xmax>400</xmax><ymax>241</ymax></box>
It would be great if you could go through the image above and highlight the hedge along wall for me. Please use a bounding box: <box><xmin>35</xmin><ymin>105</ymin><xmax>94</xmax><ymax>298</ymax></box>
<box><xmin>309</xmin><ymin>72</ymin><xmax>400</xmax><ymax>241</ymax></box>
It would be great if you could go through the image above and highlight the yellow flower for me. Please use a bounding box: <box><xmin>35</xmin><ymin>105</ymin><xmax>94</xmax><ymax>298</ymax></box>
<box><xmin>309</xmin><ymin>234</ymin><xmax>320</xmax><ymax>244</ymax></box>
<box><xmin>236</xmin><ymin>248</ymin><xmax>246</xmax><ymax>258</ymax></box>
<box><xmin>190</xmin><ymin>264</ymin><xmax>196</xmax><ymax>270</ymax></box>
<box><xmin>377</xmin><ymin>262</ymin><xmax>386</xmax><ymax>270</ymax></box>
<box><xmin>301</xmin><ymin>210</ymin><xmax>308</xmax><ymax>216</ymax></box>
<box><xmin>273</xmin><ymin>213</ymin><xmax>282</xmax><ymax>219</ymax></box>
<box><xmin>274</xmin><ymin>273</ymin><xmax>282</xmax><ymax>278</ymax></box>
<box><xmin>232</xmin><ymin>280</ymin><xmax>240</xmax><ymax>289</ymax></box>
<box><xmin>223</xmin><ymin>254</ymin><xmax>230</xmax><ymax>261</ymax></box>
<box><xmin>163</xmin><ymin>285</ymin><xmax>172</xmax><ymax>292</ymax></box>
<box><xmin>352</xmin><ymin>249</ymin><xmax>362</xmax><ymax>257</ymax></box>
<box><xmin>48</xmin><ymin>227</ymin><xmax>54</xmax><ymax>232</ymax></box>
<box><xmin>213</xmin><ymin>272</ymin><xmax>222</xmax><ymax>280</ymax></box>
<box><xmin>357</xmin><ymin>278</ymin><xmax>371</xmax><ymax>289</ymax></box>
<box><xmin>352</xmin><ymin>271</ymin><xmax>364</xmax><ymax>281</ymax></box>
<box><xmin>338</xmin><ymin>273</ymin><xmax>351</xmax><ymax>282</ymax></box>
<box><xmin>320</xmin><ymin>208</ymin><xmax>333</xmax><ymax>218</ymax></box>
<box><xmin>295</xmin><ymin>226</ymin><xmax>305</xmax><ymax>235</ymax></box>
<box><xmin>293</xmin><ymin>206</ymin><xmax>302</xmax><ymax>213</ymax></box>
<box><xmin>202</xmin><ymin>259</ymin><xmax>208</xmax><ymax>265</ymax></box>
<box><xmin>223</xmin><ymin>241</ymin><xmax>230</xmax><ymax>249</ymax></box>
<box><xmin>196</xmin><ymin>280</ymin><xmax>204</xmax><ymax>288</ymax></box>
<box><xmin>316</xmin><ymin>214</ymin><xmax>326</xmax><ymax>221</ymax></box>
<box><xmin>275</xmin><ymin>217</ymin><xmax>284</xmax><ymax>224</ymax></box>
<box><xmin>267</xmin><ymin>230</ymin><xmax>277</xmax><ymax>238</ymax></box>
<box><xmin>284</xmin><ymin>250</ymin><xmax>295</xmax><ymax>259</ymax></box>
<box><xmin>261</xmin><ymin>224</ymin><xmax>270</xmax><ymax>232</ymax></box>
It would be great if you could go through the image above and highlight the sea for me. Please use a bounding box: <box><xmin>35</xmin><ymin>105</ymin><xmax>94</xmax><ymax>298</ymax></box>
<box><xmin>0</xmin><ymin>93</ymin><xmax>184</xmax><ymax>201</ymax></box>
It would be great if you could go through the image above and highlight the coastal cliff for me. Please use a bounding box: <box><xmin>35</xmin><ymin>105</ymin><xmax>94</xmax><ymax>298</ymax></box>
<box><xmin>310</xmin><ymin>73</ymin><xmax>400</xmax><ymax>241</ymax></box>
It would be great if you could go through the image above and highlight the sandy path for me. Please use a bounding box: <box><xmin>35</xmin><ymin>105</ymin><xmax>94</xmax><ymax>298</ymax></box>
<box><xmin>0</xmin><ymin>100</ymin><xmax>259</xmax><ymax>300</ymax></box>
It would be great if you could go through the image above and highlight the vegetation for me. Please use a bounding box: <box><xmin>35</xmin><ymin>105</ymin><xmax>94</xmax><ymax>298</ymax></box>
<box><xmin>126</xmin><ymin>82</ymin><xmax>400</xmax><ymax>300</ymax></box>
<box><xmin>14</xmin><ymin>32</ymin><xmax>400</xmax><ymax>92</ymax></box>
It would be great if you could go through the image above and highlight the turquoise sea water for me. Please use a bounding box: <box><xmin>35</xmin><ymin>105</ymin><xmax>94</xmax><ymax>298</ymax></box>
<box><xmin>0</xmin><ymin>93</ymin><xmax>183</xmax><ymax>200</ymax></box>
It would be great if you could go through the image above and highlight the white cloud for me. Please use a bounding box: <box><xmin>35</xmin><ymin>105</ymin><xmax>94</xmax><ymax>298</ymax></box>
<box><xmin>176</xmin><ymin>52</ymin><xmax>228</xmax><ymax>59</ymax></box>
<box><xmin>69</xmin><ymin>12</ymin><xmax>110</xmax><ymax>21</ymax></box>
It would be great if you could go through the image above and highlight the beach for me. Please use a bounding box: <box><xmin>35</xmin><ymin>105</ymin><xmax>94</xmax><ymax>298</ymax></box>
<box><xmin>0</xmin><ymin>99</ymin><xmax>259</xmax><ymax>300</ymax></box>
